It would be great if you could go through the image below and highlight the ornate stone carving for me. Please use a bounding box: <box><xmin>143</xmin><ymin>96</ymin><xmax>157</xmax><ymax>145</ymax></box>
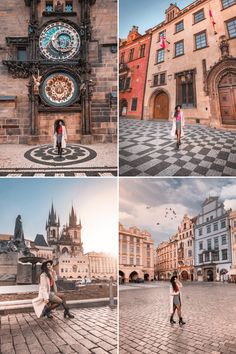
<box><xmin>32</xmin><ymin>71</ymin><xmax>42</xmax><ymax>94</ymax></box>
<box><xmin>219</xmin><ymin>35</ymin><xmax>229</xmax><ymax>59</ymax></box>
<box><xmin>42</xmin><ymin>73</ymin><xmax>77</xmax><ymax>105</ymax></box>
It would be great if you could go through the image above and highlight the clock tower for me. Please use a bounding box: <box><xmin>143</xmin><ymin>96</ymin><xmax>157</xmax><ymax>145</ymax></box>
<box><xmin>2</xmin><ymin>0</ymin><xmax>117</xmax><ymax>144</ymax></box>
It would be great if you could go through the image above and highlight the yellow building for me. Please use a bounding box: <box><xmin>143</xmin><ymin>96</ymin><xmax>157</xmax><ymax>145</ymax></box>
<box><xmin>156</xmin><ymin>235</ymin><xmax>178</xmax><ymax>280</ymax></box>
<box><xmin>144</xmin><ymin>0</ymin><xmax>236</xmax><ymax>129</ymax></box>
<box><xmin>119</xmin><ymin>223</ymin><xmax>154</xmax><ymax>283</ymax></box>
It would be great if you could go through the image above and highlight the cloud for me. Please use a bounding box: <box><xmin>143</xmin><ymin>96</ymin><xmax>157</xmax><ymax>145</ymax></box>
<box><xmin>120</xmin><ymin>178</ymin><xmax>236</xmax><ymax>246</ymax></box>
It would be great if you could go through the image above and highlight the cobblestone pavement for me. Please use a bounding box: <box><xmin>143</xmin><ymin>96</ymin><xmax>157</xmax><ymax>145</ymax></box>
<box><xmin>0</xmin><ymin>143</ymin><xmax>117</xmax><ymax>176</ymax></box>
<box><xmin>119</xmin><ymin>282</ymin><xmax>236</xmax><ymax>354</ymax></box>
<box><xmin>119</xmin><ymin>119</ymin><xmax>236</xmax><ymax>176</ymax></box>
<box><xmin>0</xmin><ymin>306</ymin><xmax>117</xmax><ymax>354</ymax></box>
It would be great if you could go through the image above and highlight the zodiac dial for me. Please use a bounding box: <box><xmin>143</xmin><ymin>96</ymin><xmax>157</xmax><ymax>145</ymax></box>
<box><xmin>40</xmin><ymin>72</ymin><xmax>79</xmax><ymax>107</ymax></box>
<box><xmin>39</xmin><ymin>22</ymin><xmax>80</xmax><ymax>60</ymax></box>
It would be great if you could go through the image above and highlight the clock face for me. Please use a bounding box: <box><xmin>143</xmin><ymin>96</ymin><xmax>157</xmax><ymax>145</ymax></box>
<box><xmin>39</xmin><ymin>22</ymin><xmax>80</xmax><ymax>60</ymax></box>
<box><xmin>40</xmin><ymin>72</ymin><xmax>79</xmax><ymax>106</ymax></box>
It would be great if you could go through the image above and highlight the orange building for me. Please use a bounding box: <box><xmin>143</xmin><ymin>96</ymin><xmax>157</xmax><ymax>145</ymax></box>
<box><xmin>119</xmin><ymin>26</ymin><xmax>151</xmax><ymax>119</ymax></box>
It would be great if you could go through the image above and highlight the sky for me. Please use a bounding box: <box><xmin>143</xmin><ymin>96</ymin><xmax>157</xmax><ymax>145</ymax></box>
<box><xmin>0</xmin><ymin>179</ymin><xmax>118</xmax><ymax>255</ymax></box>
<box><xmin>119</xmin><ymin>0</ymin><xmax>196</xmax><ymax>38</ymax></box>
<box><xmin>120</xmin><ymin>178</ymin><xmax>236</xmax><ymax>246</ymax></box>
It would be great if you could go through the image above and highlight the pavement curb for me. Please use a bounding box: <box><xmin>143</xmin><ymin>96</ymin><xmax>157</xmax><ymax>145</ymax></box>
<box><xmin>0</xmin><ymin>297</ymin><xmax>118</xmax><ymax>315</ymax></box>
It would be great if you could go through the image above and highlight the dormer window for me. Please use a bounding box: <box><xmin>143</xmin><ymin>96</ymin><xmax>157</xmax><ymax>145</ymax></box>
<box><xmin>65</xmin><ymin>1</ymin><xmax>73</xmax><ymax>12</ymax></box>
<box><xmin>46</xmin><ymin>1</ymin><xmax>53</xmax><ymax>12</ymax></box>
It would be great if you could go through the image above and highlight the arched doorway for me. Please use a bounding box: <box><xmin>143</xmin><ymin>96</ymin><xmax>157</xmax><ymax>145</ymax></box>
<box><xmin>120</xmin><ymin>99</ymin><xmax>128</xmax><ymax>116</ymax></box>
<box><xmin>181</xmin><ymin>270</ymin><xmax>189</xmax><ymax>281</ymax></box>
<box><xmin>218</xmin><ymin>73</ymin><xmax>236</xmax><ymax>125</ymax></box>
<box><xmin>153</xmin><ymin>92</ymin><xmax>169</xmax><ymax>119</ymax></box>
<box><xmin>144</xmin><ymin>273</ymin><xmax>149</xmax><ymax>281</ymax></box>
<box><xmin>119</xmin><ymin>270</ymin><xmax>125</xmax><ymax>284</ymax></box>
<box><xmin>207</xmin><ymin>269</ymin><xmax>214</xmax><ymax>282</ymax></box>
<box><xmin>129</xmin><ymin>271</ymin><xmax>138</xmax><ymax>282</ymax></box>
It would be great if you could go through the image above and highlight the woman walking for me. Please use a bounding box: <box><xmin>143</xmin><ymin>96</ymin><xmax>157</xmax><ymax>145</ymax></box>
<box><xmin>32</xmin><ymin>260</ymin><xmax>74</xmax><ymax>319</ymax></box>
<box><xmin>54</xmin><ymin>119</ymin><xmax>67</xmax><ymax>157</ymax></box>
<box><xmin>171</xmin><ymin>105</ymin><xmax>185</xmax><ymax>149</ymax></box>
<box><xmin>169</xmin><ymin>275</ymin><xmax>186</xmax><ymax>326</ymax></box>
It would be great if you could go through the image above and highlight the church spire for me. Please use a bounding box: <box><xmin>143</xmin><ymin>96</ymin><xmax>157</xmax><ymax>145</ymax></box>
<box><xmin>69</xmin><ymin>205</ymin><xmax>77</xmax><ymax>227</ymax></box>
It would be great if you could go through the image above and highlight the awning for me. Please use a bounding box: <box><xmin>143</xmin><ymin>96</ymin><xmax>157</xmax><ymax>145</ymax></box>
<box><xmin>228</xmin><ymin>269</ymin><xmax>236</xmax><ymax>275</ymax></box>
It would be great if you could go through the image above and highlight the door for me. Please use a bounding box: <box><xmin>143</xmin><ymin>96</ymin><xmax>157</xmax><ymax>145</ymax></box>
<box><xmin>218</xmin><ymin>73</ymin><xmax>236</xmax><ymax>125</ymax></box>
<box><xmin>207</xmin><ymin>269</ymin><xmax>213</xmax><ymax>282</ymax></box>
<box><xmin>153</xmin><ymin>92</ymin><xmax>169</xmax><ymax>119</ymax></box>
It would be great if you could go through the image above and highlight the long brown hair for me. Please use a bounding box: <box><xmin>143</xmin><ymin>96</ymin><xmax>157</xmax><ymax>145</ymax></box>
<box><xmin>170</xmin><ymin>276</ymin><xmax>179</xmax><ymax>292</ymax></box>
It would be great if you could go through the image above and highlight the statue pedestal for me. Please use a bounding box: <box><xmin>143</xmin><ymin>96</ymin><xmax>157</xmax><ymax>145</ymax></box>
<box><xmin>0</xmin><ymin>252</ymin><xmax>18</xmax><ymax>284</ymax></box>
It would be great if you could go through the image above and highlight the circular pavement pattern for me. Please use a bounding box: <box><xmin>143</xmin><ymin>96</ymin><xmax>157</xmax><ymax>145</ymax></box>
<box><xmin>24</xmin><ymin>144</ymin><xmax>97</xmax><ymax>166</ymax></box>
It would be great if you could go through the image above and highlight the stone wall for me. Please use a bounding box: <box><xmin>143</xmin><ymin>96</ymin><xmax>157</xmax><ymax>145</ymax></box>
<box><xmin>0</xmin><ymin>0</ymin><xmax>117</xmax><ymax>144</ymax></box>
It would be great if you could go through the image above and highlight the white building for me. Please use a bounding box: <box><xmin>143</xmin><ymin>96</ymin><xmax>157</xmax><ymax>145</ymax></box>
<box><xmin>194</xmin><ymin>196</ymin><xmax>232</xmax><ymax>281</ymax></box>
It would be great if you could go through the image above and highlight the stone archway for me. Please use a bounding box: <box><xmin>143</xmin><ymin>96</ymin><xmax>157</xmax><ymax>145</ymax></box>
<box><xmin>206</xmin><ymin>58</ymin><xmax>236</xmax><ymax>128</ymax></box>
<box><xmin>129</xmin><ymin>271</ymin><xmax>138</xmax><ymax>282</ymax></box>
<box><xmin>148</xmin><ymin>89</ymin><xmax>170</xmax><ymax>120</ymax></box>
<box><xmin>181</xmin><ymin>270</ymin><xmax>189</xmax><ymax>281</ymax></box>
<box><xmin>207</xmin><ymin>269</ymin><xmax>214</xmax><ymax>282</ymax></box>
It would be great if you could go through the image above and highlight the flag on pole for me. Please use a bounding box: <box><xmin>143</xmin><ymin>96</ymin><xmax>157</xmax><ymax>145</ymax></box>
<box><xmin>160</xmin><ymin>35</ymin><xmax>166</xmax><ymax>49</ymax></box>
<box><xmin>209</xmin><ymin>9</ymin><xmax>217</xmax><ymax>34</ymax></box>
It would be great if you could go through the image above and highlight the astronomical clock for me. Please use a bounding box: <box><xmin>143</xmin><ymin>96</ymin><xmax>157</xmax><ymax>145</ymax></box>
<box><xmin>39</xmin><ymin>22</ymin><xmax>81</xmax><ymax>61</ymax></box>
<box><xmin>3</xmin><ymin>0</ymin><xmax>97</xmax><ymax>139</ymax></box>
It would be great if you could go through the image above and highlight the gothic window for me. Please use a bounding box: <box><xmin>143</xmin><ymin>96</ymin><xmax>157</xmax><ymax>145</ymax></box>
<box><xmin>226</xmin><ymin>17</ymin><xmax>236</xmax><ymax>38</ymax></box>
<box><xmin>156</xmin><ymin>49</ymin><xmax>165</xmax><ymax>63</ymax></box>
<box><xmin>119</xmin><ymin>77</ymin><xmax>125</xmax><ymax>90</ymax></box>
<box><xmin>175</xmin><ymin>20</ymin><xmax>184</xmax><ymax>33</ymax></box>
<box><xmin>52</xmin><ymin>230</ymin><xmax>56</xmax><ymax>238</ymax></box>
<box><xmin>175</xmin><ymin>40</ymin><xmax>184</xmax><ymax>57</ymax></box>
<box><xmin>195</xmin><ymin>31</ymin><xmax>207</xmax><ymax>50</ymax></box>
<box><xmin>124</xmin><ymin>77</ymin><xmax>131</xmax><ymax>90</ymax></box>
<box><xmin>131</xmin><ymin>98</ymin><xmax>137</xmax><ymax>111</ymax></box>
<box><xmin>65</xmin><ymin>1</ymin><xmax>73</xmax><ymax>12</ymax></box>
<box><xmin>153</xmin><ymin>74</ymin><xmax>158</xmax><ymax>86</ymax></box>
<box><xmin>193</xmin><ymin>9</ymin><xmax>205</xmax><ymax>24</ymax></box>
<box><xmin>222</xmin><ymin>0</ymin><xmax>236</xmax><ymax>9</ymax></box>
<box><xmin>160</xmin><ymin>73</ymin><xmax>166</xmax><ymax>85</ymax></box>
<box><xmin>17</xmin><ymin>47</ymin><xmax>27</xmax><ymax>61</ymax></box>
<box><xmin>128</xmin><ymin>48</ymin><xmax>134</xmax><ymax>61</ymax></box>
<box><xmin>139</xmin><ymin>44</ymin><xmax>146</xmax><ymax>58</ymax></box>
<box><xmin>46</xmin><ymin>1</ymin><xmax>53</xmax><ymax>12</ymax></box>
<box><xmin>175</xmin><ymin>70</ymin><xmax>196</xmax><ymax>107</ymax></box>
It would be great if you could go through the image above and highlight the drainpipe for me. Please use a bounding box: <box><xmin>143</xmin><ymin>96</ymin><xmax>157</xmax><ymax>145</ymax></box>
<box><xmin>141</xmin><ymin>31</ymin><xmax>152</xmax><ymax>120</ymax></box>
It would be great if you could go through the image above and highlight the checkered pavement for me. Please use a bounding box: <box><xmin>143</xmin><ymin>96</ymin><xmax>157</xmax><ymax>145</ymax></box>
<box><xmin>0</xmin><ymin>168</ymin><xmax>117</xmax><ymax>177</ymax></box>
<box><xmin>119</xmin><ymin>119</ymin><xmax>236</xmax><ymax>176</ymax></box>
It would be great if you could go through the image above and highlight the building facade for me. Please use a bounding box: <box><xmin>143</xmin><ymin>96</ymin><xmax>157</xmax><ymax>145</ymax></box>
<box><xmin>0</xmin><ymin>0</ymin><xmax>117</xmax><ymax>145</ymax></box>
<box><xmin>177</xmin><ymin>215</ymin><xmax>195</xmax><ymax>281</ymax></box>
<box><xmin>194</xmin><ymin>196</ymin><xmax>232</xmax><ymax>281</ymax></box>
<box><xmin>119</xmin><ymin>26</ymin><xmax>151</xmax><ymax>119</ymax></box>
<box><xmin>119</xmin><ymin>223</ymin><xmax>154</xmax><ymax>283</ymax></box>
<box><xmin>143</xmin><ymin>0</ymin><xmax>236</xmax><ymax>128</ymax></box>
<box><xmin>229</xmin><ymin>210</ymin><xmax>236</xmax><ymax>280</ymax></box>
<box><xmin>156</xmin><ymin>235</ymin><xmax>178</xmax><ymax>280</ymax></box>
